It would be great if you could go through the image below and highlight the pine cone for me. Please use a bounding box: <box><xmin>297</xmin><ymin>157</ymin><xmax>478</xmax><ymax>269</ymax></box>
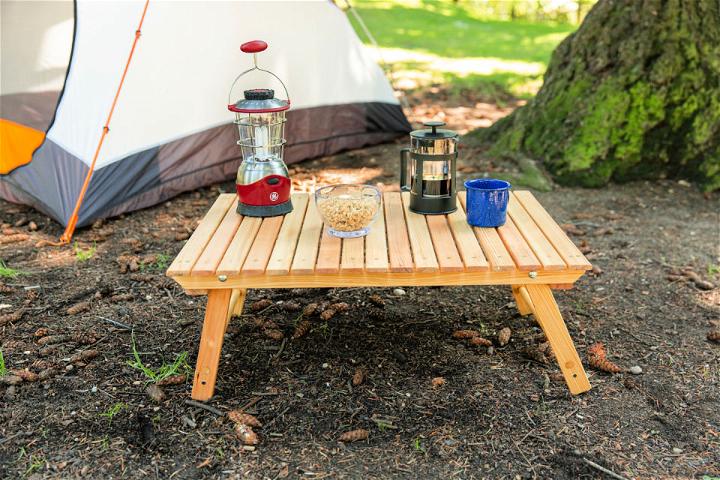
<box><xmin>66</xmin><ymin>301</ymin><xmax>91</xmax><ymax>316</ymax></box>
<box><xmin>302</xmin><ymin>302</ymin><xmax>319</xmax><ymax>317</ymax></box>
<box><xmin>235</xmin><ymin>424</ymin><xmax>259</xmax><ymax>445</ymax></box>
<box><xmin>250</xmin><ymin>299</ymin><xmax>272</xmax><ymax>312</ymax></box>
<box><xmin>291</xmin><ymin>320</ymin><xmax>311</xmax><ymax>340</ymax></box>
<box><xmin>264</xmin><ymin>329</ymin><xmax>284</xmax><ymax>341</ymax></box>
<box><xmin>0</xmin><ymin>309</ymin><xmax>25</xmax><ymax>326</ymax></box>
<box><xmin>69</xmin><ymin>349</ymin><xmax>99</xmax><ymax>363</ymax></box>
<box><xmin>156</xmin><ymin>374</ymin><xmax>186</xmax><ymax>386</ymax></box>
<box><xmin>109</xmin><ymin>293</ymin><xmax>134</xmax><ymax>303</ymax></box>
<box><xmin>36</xmin><ymin>334</ymin><xmax>68</xmax><ymax>346</ymax></box>
<box><xmin>352</xmin><ymin>368</ymin><xmax>365</xmax><ymax>386</ymax></box>
<box><xmin>707</xmin><ymin>330</ymin><xmax>720</xmax><ymax>343</ymax></box>
<box><xmin>12</xmin><ymin>369</ymin><xmax>39</xmax><ymax>382</ymax></box>
<box><xmin>330</xmin><ymin>302</ymin><xmax>349</xmax><ymax>313</ymax></box>
<box><xmin>452</xmin><ymin>329</ymin><xmax>480</xmax><ymax>339</ymax></box>
<box><xmin>587</xmin><ymin>342</ymin><xmax>623</xmax><ymax>374</ymax></box>
<box><xmin>227</xmin><ymin>411</ymin><xmax>262</xmax><ymax>427</ymax></box>
<box><xmin>34</xmin><ymin>327</ymin><xmax>49</xmax><ymax>338</ymax></box>
<box><xmin>282</xmin><ymin>301</ymin><xmax>302</xmax><ymax>312</ymax></box>
<box><xmin>338</xmin><ymin>429</ymin><xmax>369</xmax><ymax>443</ymax></box>
<box><xmin>320</xmin><ymin>309</ymin><xmax>336</xmax><ymax>321</ymax></box>
<box><xmin>368</xmin><ymin>294</ymin><xmax>385</xmax><ymax>308</ymax></box>
<box><xmin>497</xmin><ymin>327</ymin><xmax>511</xmax><ymax>346</ymax></box>
<box><xmin>469</xmin><ymin>336</ymin><xmax>492</xmax><ymax>347</ymax></box>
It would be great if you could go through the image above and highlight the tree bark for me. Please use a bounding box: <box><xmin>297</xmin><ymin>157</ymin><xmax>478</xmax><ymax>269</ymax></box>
<box><xmin>474</xmin><ymin>0</ymin><xmax>720</xmax><ymax>191</ymax></box>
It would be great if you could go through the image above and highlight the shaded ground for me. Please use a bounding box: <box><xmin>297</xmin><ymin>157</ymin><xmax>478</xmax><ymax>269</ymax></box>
<box><xmin>1</xmin><ymin>93</ymin><xmax>719</xmax><ymax>479</ymax></box>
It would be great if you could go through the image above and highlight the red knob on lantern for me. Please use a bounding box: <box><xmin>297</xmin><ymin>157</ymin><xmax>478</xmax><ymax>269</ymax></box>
<box><xmin>241</xmin><ymin>40</ymin><xmax>267</xmax><ymax>54</ymax></box>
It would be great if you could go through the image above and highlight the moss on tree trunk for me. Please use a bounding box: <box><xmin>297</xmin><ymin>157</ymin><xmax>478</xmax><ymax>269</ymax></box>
<box><xmin>474</xmin><ymin>0</ymin><xmax>720</xmax><ymax>191</ymax></box>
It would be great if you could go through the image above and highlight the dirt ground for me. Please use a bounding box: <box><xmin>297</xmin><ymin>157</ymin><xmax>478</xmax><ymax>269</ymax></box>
<box><xmin>1</xmin><ymin>90</ymin><xmax>719</xmax><ymax>479</ymax></box>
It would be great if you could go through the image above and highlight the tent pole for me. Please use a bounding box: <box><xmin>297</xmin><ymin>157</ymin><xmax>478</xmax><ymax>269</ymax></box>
<box><xmin>60</xmin><ymin>0</ymin><xmax>151</xmax><ymax>244</ymax></box>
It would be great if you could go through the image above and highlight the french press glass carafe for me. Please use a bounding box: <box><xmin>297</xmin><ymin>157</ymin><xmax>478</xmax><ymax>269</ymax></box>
<box><xmin>400</xmin><ymin>121</ymin><xmax>458</xmax><ymax>214</ymax></box>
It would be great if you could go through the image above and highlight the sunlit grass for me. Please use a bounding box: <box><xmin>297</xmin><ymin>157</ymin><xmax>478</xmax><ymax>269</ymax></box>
<box><xmin>0</xmin><ymin>260</ymin><xmax>22</xmax><ymax>278</ymax></box>
<box><xmin>348</xmin><ymin>0</ymin><xmax>579</xmax><ymax>99</ymax></box>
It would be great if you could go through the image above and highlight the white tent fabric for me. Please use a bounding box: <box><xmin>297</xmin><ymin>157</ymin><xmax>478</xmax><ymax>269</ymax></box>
<box><xmin>0</xmin><ymin>0</ymin><xmax>410</xmax><ymax>227</ymax></box>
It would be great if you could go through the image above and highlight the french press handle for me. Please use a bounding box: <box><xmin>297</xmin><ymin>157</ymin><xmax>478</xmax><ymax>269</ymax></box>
<box><xmin>400</xmin><ymin>148</ymin><xmax>411</xmax><ymax>192</ymax></box>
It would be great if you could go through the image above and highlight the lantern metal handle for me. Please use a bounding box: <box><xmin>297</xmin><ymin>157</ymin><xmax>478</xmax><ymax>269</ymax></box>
<box><xmin>227</xmin><ymin>40</ymin><xmax>291</xmax><ymax>108</ymax></box>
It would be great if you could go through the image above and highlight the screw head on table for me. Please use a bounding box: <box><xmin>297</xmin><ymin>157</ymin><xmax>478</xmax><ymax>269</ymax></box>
<box><xmin>528</xmin><ymin>271</ymin><xmax>538</xmax><ymax>279</ymax></box>
<box><xmin>218</xmin><ymin>275</ymin><xmax>227</xmax><ymax>282</ymax></box>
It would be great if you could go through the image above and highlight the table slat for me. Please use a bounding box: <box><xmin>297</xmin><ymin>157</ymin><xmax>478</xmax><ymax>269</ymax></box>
<box><xmin>364</xmin><ymin>202</ymin><xmax>389</xmax><ymax>272</ymax></box>
<box><xmin>167</xmin><ymin>194</ymin><xmax>235</xmax><ymax>276</ymax></box>
<box><xmin>457</xmin><ymin>192</ymin><xmax>515</xmax><ymax>272</ymax></box>
<box><xmin>507</xmin><ymin>194</ymin><xmax>566</xmax><ymax>270</ymax></box>
<box><xmin>383</xmin><ymin>192</ymin><xmax>413</xmax><ymax>273</ymax></box>
<box><xmin>216</xmin><ymin>216</ymin><xmax>263</xmax><ymax>275</ymax></box>
<box><xmin>316</xmin><ymin>226</ymin><xmax>342</xmax><ymax>274</ymax></box>
<box><xmin>266</xmin><ymin>194</ymin><xmax>310</xmax><ymax>275</ymax></box>
<box><xmin>290</xmin><ymin>196</ymin><xmax>324</xmax><ymax>275</ymax></box>
<box><xmin>512</xmin><ymin>191</ymin><xmax>592</xmax><ymax>270</ymax></box>
<box><xmin>401</xmin><ymin>192</ymin><xmax>439</xmax><ymax>272</ymax></box>
<box><xmin>341</xmin><ymin>237</ymin><xmax>365</xmax><ymax>273</ymax></box>
<box><xmin>497</xmin><ymin>215</ymin><xmax>542</xmax><ymax>271</ymax></box>
<box><xmin>191</xmin><ymin>198</ymin><xmax>242</xmax><ymax>276</ymax></box>
<box><xmin>241</xmin><ymin>216</ymin><xmax>285</xmax><ymax>275</ymax></box>
<box><xmin>446</xmin><ymin>206</ymin><xmax>489</xmax><ymax>271</ymax></box>
<box><xmin>425</xmin><ymin>215</ymin><xmax>464</xmax><ymax>272</ymax></box>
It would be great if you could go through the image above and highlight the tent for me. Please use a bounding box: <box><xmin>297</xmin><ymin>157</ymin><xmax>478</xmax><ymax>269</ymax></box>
<box><xmin>0</xmin><ymin>0</ymin><xmax>410</xmax><ymax>231</ymax></box>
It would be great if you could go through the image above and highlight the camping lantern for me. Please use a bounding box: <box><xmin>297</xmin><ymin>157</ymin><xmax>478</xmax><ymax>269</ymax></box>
<box><xmin>400</xmin><ymin>121</ymin><xmax>458</xmax><ymax>214</ymax></box>
<box><xmin>228</xmin><ymin>40</ymin><xmax>292</xmax><ymax>217</ymax></box>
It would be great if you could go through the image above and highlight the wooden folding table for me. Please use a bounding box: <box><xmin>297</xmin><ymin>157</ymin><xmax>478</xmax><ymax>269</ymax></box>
<box><xmin>167</xmin><ymin>191</ymin><xmax>593</xmax><ymax>401</ymax></box>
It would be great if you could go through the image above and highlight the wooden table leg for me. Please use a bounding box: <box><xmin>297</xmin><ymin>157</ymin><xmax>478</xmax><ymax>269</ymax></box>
<box><xmin>226</xmin><ymin>288</ymin><xmax>247</xmax><ymax>330</ymax></box>
<box><xmin>192</xmin><ymin>289</ymin><xmax>232</xmax><ymax>401</ymax></box>
<box><xmin>521</xmin><ymin>284</ymin><xmax>591</xmax><ymax>395</ymax></box>
<box><xmin>511</xmin><ymin>286</ymin><xmax>533</xmax><ymax>316</ymax></box>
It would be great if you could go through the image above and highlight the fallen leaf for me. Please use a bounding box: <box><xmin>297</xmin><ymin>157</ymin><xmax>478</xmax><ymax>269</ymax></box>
<box><xmin>431</xmin><ymin>377</ymin><xmax>446</xmax><ymax>388</ymax></box>
<box><xmin>452</xmin><ymin>329</ymin><xmax>480</xmax><ymax>339</ymax></box>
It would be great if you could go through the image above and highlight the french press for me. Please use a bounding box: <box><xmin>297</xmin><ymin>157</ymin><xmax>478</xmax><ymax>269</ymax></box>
<box><xmin>400</xmin><ymin>121</ymin><xmax>458</xmax><ymax>214</ymax></box>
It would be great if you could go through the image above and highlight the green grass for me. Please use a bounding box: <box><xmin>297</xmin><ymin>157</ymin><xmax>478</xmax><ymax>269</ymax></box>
<box><xmin>128</xmin><ymin>334</ymin><xmax>191</xmax><ymax>383</ymax></box>
<box><xmin>0</xmin><ymin>349</ymin><xmax>7</xmax><ymax>377</ymax></box>
<box><xmin>139</xmin><ymin>253</ymin><xmax>170</xmax><ymax>272</ymax></box>
<box><xmin>73</xmin><ymin>241</ymin><xmax>96</xmax><ymax>262</ymax></box>
<box><xmin>348</xmin><ymin>0</ymin><xmax>579</xmax><ymax>98</ymax></box>
<box><xmin>0</xmin><ymin>260</ymin><xmax>22</xmax><ymax>278</ymax></box>
<box><xmin>99</xmin><ymin>402</ymin><xmax>127</xmax><ymax>425</ymax></box>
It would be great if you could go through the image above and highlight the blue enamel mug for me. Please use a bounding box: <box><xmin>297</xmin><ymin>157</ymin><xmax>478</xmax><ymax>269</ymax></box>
<box><xmin>464</xmin><ymin>179</ymin><xmax>511</xmax><ymax>227</ymax></box>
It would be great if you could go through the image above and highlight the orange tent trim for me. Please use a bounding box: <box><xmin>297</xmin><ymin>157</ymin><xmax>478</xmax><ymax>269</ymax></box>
<box><xmin>0</xmin><ymin>119</ymin><xmax>45</xmax><ymax>174</ymax></box>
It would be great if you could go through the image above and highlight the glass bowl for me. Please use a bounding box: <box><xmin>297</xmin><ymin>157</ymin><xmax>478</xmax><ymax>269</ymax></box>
<box><xmin>314</xmin><ymin>184</ymin><xmax>381</xmax><ymax>238</ymax></box>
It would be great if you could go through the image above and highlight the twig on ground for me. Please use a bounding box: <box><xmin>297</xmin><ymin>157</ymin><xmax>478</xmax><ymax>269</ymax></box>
<box><xmin>573</xmin><ymin>451</ymin><xmax>629</xmax><ymax>480</ymax></box>
<box><xmin>184</xmin><ymin>399</ymin><xmax>223</xmax><ymax>416</ymax></box>
<box><xmin>97</xmin><ymin>316</ymin><xmax>132</xmax><ymax>330</ymax></box>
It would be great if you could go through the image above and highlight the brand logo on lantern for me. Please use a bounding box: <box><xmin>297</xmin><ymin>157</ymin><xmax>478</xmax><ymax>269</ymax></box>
<box><xmin>269</xmin><ymin>192</ymin><xmax>279</xmax><ymax>202</ymax></box>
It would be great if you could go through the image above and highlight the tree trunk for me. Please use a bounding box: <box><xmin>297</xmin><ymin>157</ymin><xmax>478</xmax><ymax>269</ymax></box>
<box><xmin>474</xmin><ymin>0</ymin><xmax>720</xmax><ymax>191</ymax></box>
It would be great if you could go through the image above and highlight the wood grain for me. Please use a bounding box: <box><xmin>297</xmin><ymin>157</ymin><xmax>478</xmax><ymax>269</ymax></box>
<box><xmin>425</xmin><ymin>215</ymin><xmax>464</xmax><ymax>272</ymax></box>
<box><xmin>216</xmin><ymin>217</ymin><xmax>263</xmax><ymax>275</ymax></box>
<box><xmin>401</xmin><ymin>192</ymin><xmax>439</xmax><ymax>272</ymax></box>
<box><xmin>315</xmin><ymin>226</ymin><xmax>342</xmax><ymax>274</ymax></box>
<box><xmin>513</xmin><ymin>191</ymin><xmax>592</xmax><ymax>270</ymax></box>
<box><xmin>341</xmin><ymin>237</ymin><xmax>365</xmax><ymax>273</ymax></box>
<box><xmin>457</xmin><ymin>192</ymin><xmax>515</xmax><ymax>271</ymax></box>
<box><xmin>241</xmin><ymin>216</ymin><xmax>284</xmax><ymax>275</ymax></box>
<box><xmin>364</xmin><ymin>203</ymin><xmax>389</xmax><ymax>272</ymax></box>
<box><xmin>445</xmin><ymin>205</ymin><xmax>489</xmax><ymax>271</ymax></box>
<box><xmin>290</xmin><ymin>196</ymin><xmax>324</xmax><ymax>274</ymax></box>
<box><xmin>383</xmin><ymin>192</ymin><xmax>413</xmax><ymax>272</ymax></box>
<box><xmin>167</xmin><ymin>194</ymin><xmax>235</xmax><ymax>276</ymax></box>
<box><xmin>266</xmin><ymin>194</ymin><xmax>309</xmax><ymax>275</ymax></box>
<box><xmin>191</xmin><ymin>198</ymin><xmax>242</xmax><ymax>276</ymax></box>
<box><xmin>507</xmin><ymin>194</ymin><xmax>566</xmax><ymax>270</ymax></box>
